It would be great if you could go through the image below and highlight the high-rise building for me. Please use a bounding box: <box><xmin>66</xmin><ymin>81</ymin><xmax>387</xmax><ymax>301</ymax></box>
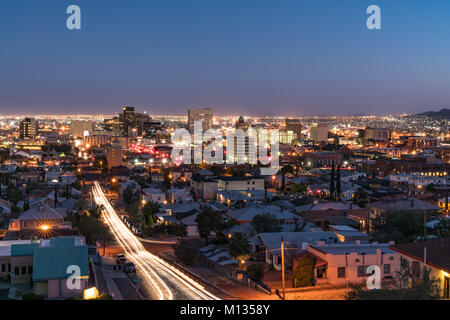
<box><xmin>19</xmin><ymin>118</ymin><xmax>38</xmax><ymax>140</ymax></box>
<box><xmin>233</xmin><ymin>116</ymin><xmax>253</xmax><ymax>163</ymax></box>
<box><xmin>187</xmin><ymin>108</ymin><xmax>213</xmax><ymax>133</ymax></box>
<box><xmin>310</xmin><ymin>123</ymin><xmax>329</xmax><ymax>143</ymax></box>
<box><xmin>358</xmin><ymin>128</ymin><xmax>391</xmax><ymax>146</ymax></box>
<box><xmin>70</xmin><ymin>120</ymin><xmax>94</xmax><ymax>139</ymax></box>
<box><xmin>106</xmin><ymin>143</ymin><xmax>123</xmax><ymax>169</ymax></box>
<box><xmin>121</xmin><ymin>106</ymin><xmax>135</xmax><ymax>136</ymax></box>
<box><xmin>285</xmin><ymin>118</ymin><xmax>302</xmax><ymax>138</ymax></box>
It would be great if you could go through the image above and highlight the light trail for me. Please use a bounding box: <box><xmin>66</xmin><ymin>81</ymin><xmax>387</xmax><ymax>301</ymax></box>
<box><xmin>92</xmin><ymin>181</ymin><xmax>220</xmax><ymax>300</ymax></box>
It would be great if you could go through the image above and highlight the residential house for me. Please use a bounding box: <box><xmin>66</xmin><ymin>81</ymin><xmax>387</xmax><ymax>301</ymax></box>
<box><xmin>368</xmin><ymin>197</ymin><xmax>442</xmax><ymax>234</ymax></box>
<box><xmin>301</xmin><ymin>242</ymin><xmax>400</xmax><ymax>286</ymax></box>
<box><xmin>250</xmin><ymin>231</ymin><xmax>340</xmax><ymax>271</ymax></box>
<box><xmin>391</xmin><ymin>237</ymin><xmax>450</xmax><ymax>299</ymax></box>
<box><xmin>10</xmin><ymin>236</ymin><xmax>89</xmax><ymax>299</ymax></box>
<box><xmin>142</xmin><ymin>187</ymin><xmax>166</xmax><ymax>205</ymax></box>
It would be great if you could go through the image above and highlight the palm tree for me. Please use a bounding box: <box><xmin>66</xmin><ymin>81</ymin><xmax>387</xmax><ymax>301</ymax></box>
<box><xmin>280</xmin><ymin>165</ymin><xmax>294</xmax><ymax>193</ymax></box>
<box><xmin>330</xmin><ymin>161</ymin><xmax>335</xmax><ymax>200</ymax></box>
<box><xmin>336</xmin><ymin>164</ymin><xmax>341</xmax><ymax>200</ymax></box>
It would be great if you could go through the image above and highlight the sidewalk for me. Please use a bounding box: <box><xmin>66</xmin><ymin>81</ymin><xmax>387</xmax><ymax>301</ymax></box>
<box><xmin>101</xmin><ymin>257</ymin><xmax>124</xmax><ymax>300</ymax></box>
<box><xmin>100</xmin><ymin>256</ymin><xmax>144</xmax><ymax>300</ymax></box>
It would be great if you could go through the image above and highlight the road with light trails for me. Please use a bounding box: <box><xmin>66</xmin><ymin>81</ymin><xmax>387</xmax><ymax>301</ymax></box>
<box><xmin>92</xmin><ymin>181</ymin><xmax>220</xmax><ymax>300</ymax></box>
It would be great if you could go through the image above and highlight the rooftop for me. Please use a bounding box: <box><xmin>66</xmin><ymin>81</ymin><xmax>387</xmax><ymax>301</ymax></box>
<box><xmin>311</xmin><ymin>243</ymin><xmax>396</xmax><ymax>255</ymax></box>
<box><xmin>391</xmin><ymin>237</ymin><xmax>450</xmax><ymax>273</ymax></box>
<box><xmin>18</xmin><ymin>204</ymin><xmax>65</xmax><ymax>221</ymax></box>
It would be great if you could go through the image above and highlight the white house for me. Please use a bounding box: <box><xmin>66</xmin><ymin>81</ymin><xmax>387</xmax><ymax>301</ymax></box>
<box><xmin>142</xmin><ymin>187</ymin><xmax>166</xmax><ymax>205</ymax></box>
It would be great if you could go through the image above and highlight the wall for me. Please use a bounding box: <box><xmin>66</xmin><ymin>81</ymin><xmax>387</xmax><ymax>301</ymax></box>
<box><xmin>308</xmin><ymin>246</ymin><xmax>400</xmax><ymax>286</ymax></box>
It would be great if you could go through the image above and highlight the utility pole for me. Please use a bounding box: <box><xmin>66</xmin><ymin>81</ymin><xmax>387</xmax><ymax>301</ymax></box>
<box><xmin>281</xmin><ymin>236</ymin><xmax>286</xmax><ymax>300</ymax></box>
<box><xmin>424</xmin><ymin>207</ymin><xmax>427</xmax><ymax>240</ymax></box>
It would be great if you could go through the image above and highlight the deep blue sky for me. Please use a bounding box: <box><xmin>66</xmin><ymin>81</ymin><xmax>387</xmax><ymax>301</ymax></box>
<box><xmin>1</xmin><ymin>0</ymin><xmax>450</xmax><ymax>116</ymax></box>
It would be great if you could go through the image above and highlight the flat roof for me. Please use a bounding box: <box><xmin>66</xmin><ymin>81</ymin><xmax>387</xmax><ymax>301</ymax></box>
<box><xmin>0</xmin><ymin>240</ymin><xmax>32</xmax><ymax>257</ymax></box>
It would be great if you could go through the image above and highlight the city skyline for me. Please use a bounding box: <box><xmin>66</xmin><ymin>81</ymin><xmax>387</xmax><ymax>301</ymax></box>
<box><xmin>2</xmin><ymin>1</ymin><xmax>450</xmax><ymax>115</ymax></box>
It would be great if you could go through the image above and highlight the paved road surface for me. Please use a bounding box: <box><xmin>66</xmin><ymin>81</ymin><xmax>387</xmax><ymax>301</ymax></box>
<box><xmin>92</xmin><ymin>181</ymin><xmax>220</xmax><ymax>300</ymax></box>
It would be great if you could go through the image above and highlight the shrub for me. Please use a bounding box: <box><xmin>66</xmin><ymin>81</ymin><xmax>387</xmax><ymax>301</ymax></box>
<box><xmin>22</xmin><ymin>293</ymin><xmax>44</xmax><ymax>300</ymax></box>
<box><xmin>175</xmin><ymin>241</ymin><xmax>198</xmax><ymax>266</ymax></box>
<box><xmin>247</xmin><ymin>264</ymin><xmax>265</xmax><ymax>282</ymax></box>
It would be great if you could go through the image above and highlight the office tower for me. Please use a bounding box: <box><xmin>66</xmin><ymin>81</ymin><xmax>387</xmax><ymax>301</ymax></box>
<box><xmin>310</xmin><ymin>123</ymin><xmax>329</xmax><ymax>143</ymax></box>
<box><xmin>121</xmin><ymin>106</ymin><xmax>135</xmax><ymax>136</ymax></box>
<box><xmin>70</xmin><ymin>120</ymin><xmax>94</xmax><ymax>139</ymax></box>
<box><xmin>358</xmin><ymin>128</ymin><xmax>391</xmax><ymax>146</ymax></box>
<box><xmin>187</xmin><ymin>108</ymin><xmax>213</xmax><ymax>133</ymax></box>
<box><xmin>285</xmin><ymin>118</ymin><xmax>302</xmax><ymax>138</ymax></box>
<box><xmin>106</xmin><ymin>143</ymin><xmax>123</xmax><ymax>169</ymax></box>
<box><xmin>235</xmin><ymin>116</ymin><xmax>250</xmax><ymax>131</ymax></box>
<box><xmin>19</xmin><ymin>118</ymin><xmax>38</xmax><ymax>140</ymax></box>
<box><xmin>233</xmin><ymin>116</ymin><xmax>254</xmax><ymax>163</ymax></box>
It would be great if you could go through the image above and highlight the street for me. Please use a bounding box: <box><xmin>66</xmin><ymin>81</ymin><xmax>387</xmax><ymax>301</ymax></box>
<box><xmin>92</xmin><ymin>181</ymin><xmax>220</xmax><ymax>300</ymax></box>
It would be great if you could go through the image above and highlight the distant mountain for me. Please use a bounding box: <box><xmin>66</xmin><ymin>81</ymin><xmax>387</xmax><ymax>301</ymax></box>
<box><xmin>416</xmin><ymin>108</ymin><xmax>450</xmax><ymax>119</ymax></box>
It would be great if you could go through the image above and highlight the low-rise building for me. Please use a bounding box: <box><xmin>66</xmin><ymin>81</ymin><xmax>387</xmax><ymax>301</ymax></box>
<box><xmin>142</xmin><ymin>187</ymin><xmax>166</xmax><ymax>205</ymax></box>
<box><xmin>250</xmin><ymin>231</ymin><xmax>340</xmax><ymax>271</ymax></box>
<box><xmin>300</xmin><ymin>242</ymin><xmax>399</xmax><ymax>286</ymax></box>
<box><xmin>391</xmin><ymin>237</ymin><xmax>450</xmax><ymax>299</ymax></box>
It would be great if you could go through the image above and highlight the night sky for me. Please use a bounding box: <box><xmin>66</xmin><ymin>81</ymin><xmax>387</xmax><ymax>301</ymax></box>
<box><xmin>1</xmin><ymin>0</ymin><xmax>450</xmax><ymax>116</ymax></box>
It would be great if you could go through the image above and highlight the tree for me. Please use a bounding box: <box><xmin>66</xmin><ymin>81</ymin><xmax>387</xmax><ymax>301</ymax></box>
<box><xmin>7</xmin><ymin>183</ymin><xmax>23</xmax><ymax>204</ymax></box>
<box><xmin>425</xmin><ymin>183</ymin><xmax>436</xmax><ymax>193</ymax></box>
<box><xmin>142</xmin><ymin>201</ymin><xmax>161</xmax><ymax>228</ymax></box>
<box><xmin>210</xmin><ymin>165</ymin><xmax>224</xmax><ymax>177</ymax></box>
<box><xmin>79</xmin><ymin>215</ymin><xmax>113</xmax><ymax>245</ymax></box>
<box><xmin>162</xmin><ymin>168</ymin><xmax>172</xmax><ymax>191</ymax></box>
<box><xmin>336</xmin><ymin>164</ymin><xmax>341</xmax><ymax>199</ymax></box>
<box><xmin>126</xmin><ymin>201</ymin><xmax>139</xmax><ymax>217</ymax></box>
<box><xmin>292</xmin><ymin>255</ymin><xmax>314</xmax><ymax>288</ymax></box>
<box><xmin>280</xmin><ymin>165</ymin><xmax>294</xmax><ymax>193</ymax></box>
<box><xmin>347</xmin><ymin>257</ymin><xmax>441</xmax><ymax>300</ymax></box>
<box><xmin>330</xmin><ymin>161</ymin><xmax>335</xmax><ymax>200</ymax></box>
<box><xmin>251</xmin><ymin>213</ymin><xmax>282</xmax><ymax>234</ymax></box>
<box><xmin>143</xmin><ymin>201</ymin><xmax>161</xmax><ymax>216</ymax></box>
<box><xmin>74</xmin><ymin>198</ymin><xmax>87</xmax><ymax>213</ymax></box>
<box><xmin>123</xmin><ymin>186</ymin><xmax>135</xmax><ymax>204</ymax></box>
<box><xmin>26</xmin><ymin>181</ymin><xmax>39</xmax><ymax>194</ymax></box>
<box><xmin>133</xmin><ymin>212</ymin><xmax>146</xmax><ymax>229</ymax></box>
<box><xmin>0</xmin><ymin>148</ymin><xmax>10</xmax><ymax>164</ymax></box>
<box><xmin>246</xmin><ymin>264</ymin><xmax>265</xmax><ymax>282</ymax></box>
<box><xmin>228</xmin><ymin>232</ymin><xmax>251</xmax><ymax>269</ymax></box>
<box><xmin>94</xmin><ymin>155</ymin><xmax>108</xmax><ymax>173</ymax></box>
<box><xmin>174</xmin><ymin>241</ymin><xmax>198</xmax><ymax>266</ymax></box>
<box><xmin>229</xmin><ymin>168</ymin><xmax>246</xmax><ymax>178</ymax></box>
<box><xmin>195</xmin><ymin>207</ymin><xmax>233</xmax><ymax>244</ymax></box>
<box><xmin>433</xmin><ymin>218</ymin><xmax>450</xmax><ymax>237</ymax></box>
<box><xmin>23</xmin><ymin>199</ymin><xmax>30</xmax><ymax>211</ymax></box>
<box><xmin>289</xmin><ymin>183</ymin><xmax>308</xmax><ymax>195</ymax></box>
<box><xmin>88</xmin><ymin>205</ymin><xmax>104</xmax><ymax>220</ymax></box>
<box><xmin>354</xmin><ymin>187</ymin><xmax>369</xmax><ymax>207</ymax></box>
<box><xmin>373</xmin><ymin>211</ymin><xmax>424</xmax><ymax>244</ymax></box>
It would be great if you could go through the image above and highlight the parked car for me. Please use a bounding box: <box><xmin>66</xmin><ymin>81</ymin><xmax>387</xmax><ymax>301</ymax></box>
<box><xmin>116</xmin><ymin>254</ymin><xmax>126</xmax><ymax>265</ymax></box>
<box><xmin>124</xmin><ymin>262</ymin><xmax>136</xmax><ymax>273</ymax></box>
